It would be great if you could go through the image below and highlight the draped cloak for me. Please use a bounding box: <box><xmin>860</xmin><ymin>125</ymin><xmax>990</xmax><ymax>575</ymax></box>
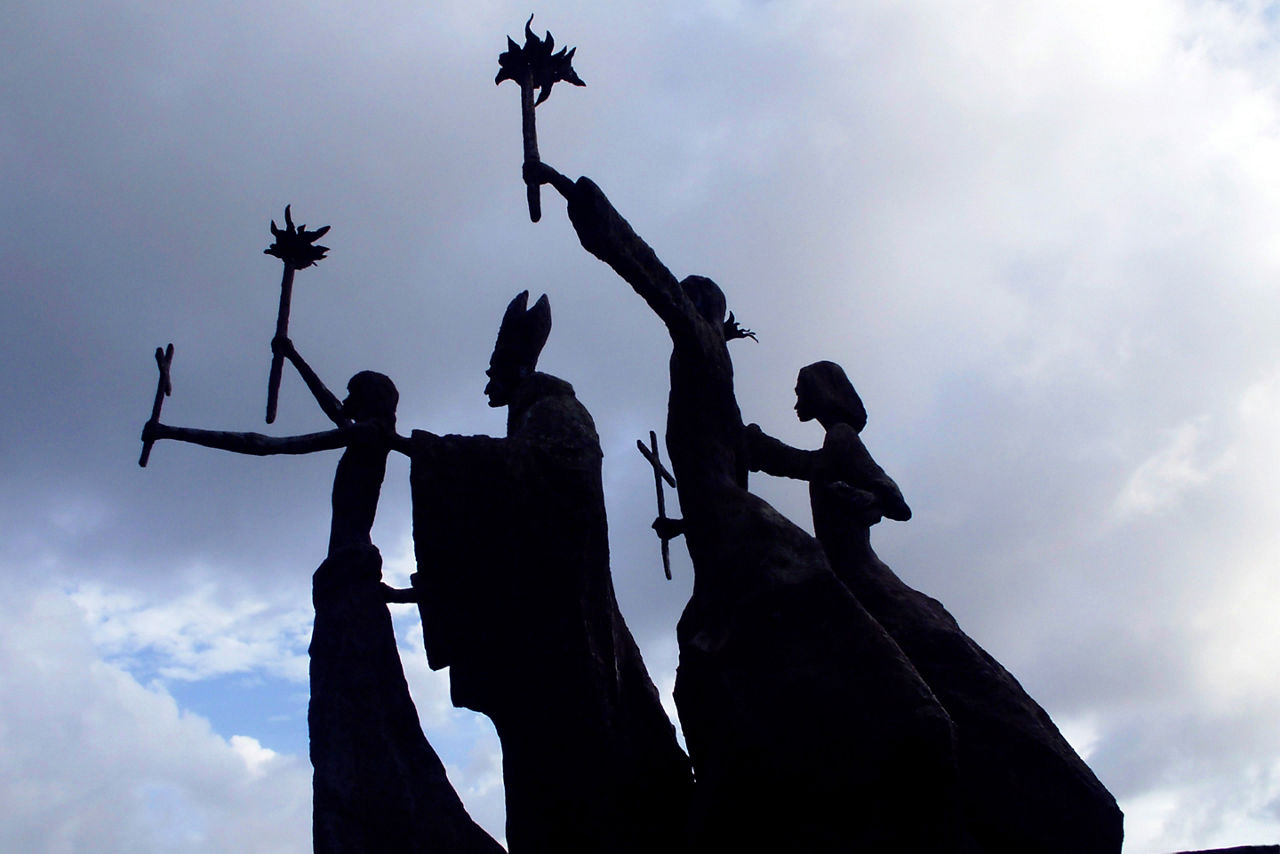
<box><xmin>558</xmin><ymin>176</ymin><xmax>967</xmax><ymax>852</ymax></box>
<box><xmin>750</xmin><ymin>423</ymin><xmax>1125</xmax><ymax>854</ymax></box>
<box><xmin>408</xmin><ymin>372</ymin><xmax>692</xmax><ymax>854</ymax></box>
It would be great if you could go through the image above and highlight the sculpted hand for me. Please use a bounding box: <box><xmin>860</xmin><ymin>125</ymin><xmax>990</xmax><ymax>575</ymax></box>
<box><xmin>523</xmin><ymin>160</ymin><xmax>574</xmax><ymax>197</ymax></box>
<box><xmin>380</xmin><ymin>583</ymin><xmax>418</xmax><ymax>604</ymax></box>
<box><xmin>271</xmin><ymin>335</ymin><xmax>296</xmax><ymax>361</ymax></box>
<box><xmin>827</xmin><ymin>481</ymin><xmax>882</xmax><ymax>525</ymax></box>
<box><xmin>141</xmin><ymin>421</ymin><xmax>170</xmax><ymax>444</ymax></box>
<box><xmin>652</xmin><ymin>516</ymin><xmax>686</xmax><ymax>541</ymax></box>
<box><xmin>523</xmin><ymin>159</ymin><xmax>553</xmax><ymax>184</ymax></box>
<box><xmin>723</xmin><ymin>311</ymin><xmax>757</xmax><ymax>342</ymax></box>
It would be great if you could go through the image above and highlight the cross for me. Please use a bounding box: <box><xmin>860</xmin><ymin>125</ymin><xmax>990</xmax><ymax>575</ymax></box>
<box><xmin>636</xmin><ymin>430</ymin><xmax>677</xmax><ymax>580</ymax></box>
<box><xmin>138</xmin><ymin>343</ymin><xmax>174</xmax><ymax>467</ymax></box>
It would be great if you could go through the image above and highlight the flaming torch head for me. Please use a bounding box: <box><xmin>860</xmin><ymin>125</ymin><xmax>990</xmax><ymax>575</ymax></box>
<box><xmin>495</xmin><ymin>15</ymin><xmax>585</xmax><ymax>104</ymax></box>
<box><xmin>264</xmin><ymin>205</ymin><xmax>330</xmax><ymax>270</ymax></box>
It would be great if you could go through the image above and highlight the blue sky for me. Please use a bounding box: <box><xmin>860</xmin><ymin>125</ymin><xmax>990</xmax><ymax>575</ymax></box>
<box><xmin>5</xmin><ymin>1</ymin><xmax>1280</xmax><ymax>851</ymax></box>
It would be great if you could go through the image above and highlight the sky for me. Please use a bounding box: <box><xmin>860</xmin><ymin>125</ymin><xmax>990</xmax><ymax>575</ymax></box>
<box><xmin>3</xmin><ymin>0</ymin><xmax>1280</xmax><ymax>851</ymax></box>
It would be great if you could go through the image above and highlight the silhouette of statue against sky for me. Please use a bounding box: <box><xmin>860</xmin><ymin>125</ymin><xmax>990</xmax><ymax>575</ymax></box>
<box><xmin>746</xmin><ymin>361</ymin><xmax>910</xmax><ymax>533</ymax></box>
<box><xmin>140</xmin><ymin>204</ymin><xmax>409</xmax><ymax>566</ymax></box>
<box><xmin>145</xmin><ymin>337</ymin><xmax>403</xmax><ymax>559</ymax></box>
<box><xmin>403</xmin><ymin>291</ymin><xmax>692</xmax><ymax>854</ymax></box>
<box><xmin>747</xmin><ymin>360</ymin><xmax>1124</xmax><ymax>854</ymax></box>
<box><xmin>526</xmin><ymin>160</ymin><xmax>966</xmax><ymax>852</ymax></box>
<box><xmin>141</xmin><ymin>321</ymin><xmax>499</xmax><ymax>854</ymax></box>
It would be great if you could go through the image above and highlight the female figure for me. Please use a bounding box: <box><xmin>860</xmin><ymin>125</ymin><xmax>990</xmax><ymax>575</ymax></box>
<box><xmin>748</xmin><ymin>360</ymin><xmax>1123</xmax><ymax>854</ymax></box>
<box><xmin>142</xmin><ymin>340</ymin><xmax>502</xmax><ymax>854</ymax></box>
<box><xmin>530</xmin><ymin>162</ymin><xmax>964</xmax><ymax>853</ymax></box>
<box><xmin>143</xmin><ymin>337</ymin><xmax>403</xmax><ymax>559</ymax></box>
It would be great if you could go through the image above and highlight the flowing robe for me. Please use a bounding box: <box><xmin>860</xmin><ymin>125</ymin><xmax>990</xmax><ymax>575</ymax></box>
<box><xmin>409</xmin><ymin>372</ymin><xmax>692</xmax><ymax>854</ymax></box>
<box><xmin>750</xmin><ymin>424</ymin><xmax>1125</xmax><ymax>854</ymax></box>
<box><xmin>558</xmin><ymin>176</ymin><xmax>966</xmax><ymax>852</ymax></box>
<box><xmin>310</xmin><ymin>543</ymin><xmax>505</xmax><ymax>854</ymax></box>
<box><xmin>149</xmin><ymin>419</ymin><xmax>502</xmax><ymax>853</ymax></box>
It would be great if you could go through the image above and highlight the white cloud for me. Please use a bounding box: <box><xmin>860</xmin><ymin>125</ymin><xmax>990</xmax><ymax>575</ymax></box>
<box><xmin>390</xmin><ymin>605</ymin><xmax>509</xmax><ymax>840</ymax></box>
<box><xmin>229</xmin><ymin>735</ymin><xmax>279</xmax><ymax>779</ymax></box>
<box><xmin>0</xmin><ymin>583</ymin><xmax>310</xmax><ymax>854</ymax></box>
<box><xmin>1122</xmin><ymin>754</ymin><xmax>1280</xmax><ymax>853</ymax></box>
<box><xmin>441</xmin><ymin>727</ymin><xmax>506</xmax><ymax>846</ymax></box>
<box><xmin>70</xmin><ymin>581</ymin><xmax>312</xmax><ymax>683</ymax></box>
<box><xmin>1114</xmin><ymin>418</ymin><xmax>1218</xmax><ymax>516</ymax></box>
<box><xmin>58</xmin><ymin>572</ymin><xmax>509</xmax><ymax>842</ymax></box>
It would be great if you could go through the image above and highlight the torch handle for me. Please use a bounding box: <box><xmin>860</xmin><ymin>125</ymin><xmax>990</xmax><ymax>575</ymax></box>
<box><xmin>265</xmin><ymin>265</ymin><xmax>295</xmax><ymax>424</ymax></box>
<box><xmin>521</xmin><ymin>81</ymin><xmax>541</xmax><ymax>222</ymax></box>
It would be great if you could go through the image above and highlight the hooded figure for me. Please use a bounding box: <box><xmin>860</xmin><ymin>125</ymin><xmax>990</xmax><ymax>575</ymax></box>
<box><xmin>747</xmin><ymin>360</ymin><xmax>1124</xmax><ymax>854</ymax></box>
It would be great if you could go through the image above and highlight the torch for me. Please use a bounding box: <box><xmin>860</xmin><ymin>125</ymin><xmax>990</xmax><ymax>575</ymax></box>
<box><xmin>262</xmin><ymin>205</ymin><xmax>329</xmax><ymax>423</ymax></box>
<box><xmin>496</xmin><ymin>15</ymin><xmax>585</xmax><ymax>222</ymax></box>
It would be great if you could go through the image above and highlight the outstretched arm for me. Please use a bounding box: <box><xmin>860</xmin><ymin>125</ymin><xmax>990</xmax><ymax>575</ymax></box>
<box><xmin>526</xmin><ymin>161</ymin><xmax>700</xmax><ymax>344</ymax></box>
<box><xmin>744</xmin><ymin>423</ymin><xmax>821</xmax><ymax>481</ymax></box>
<box><xmin>142</xmin><ymin>421</ymin><xmax>351</xmax><ymax>456</ymax></box>
<box><xmin>746</xmin><ymin>423</ymin><xmax>911</xmax><ymax>523</ymax></box>
<box><xmin>272</xmin><ymin>337</ymin><xmax>348</xmax><ymax>427</ymax></box>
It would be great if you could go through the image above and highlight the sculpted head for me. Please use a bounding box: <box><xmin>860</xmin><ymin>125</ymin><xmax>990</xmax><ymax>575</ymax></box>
<box><xmin>795</xmin><ymin>361</ymin><xmax>867</xmax><ymax>432</ymax></box>
<box><xmin>681</xmin><ymin>275</ymin><xmax>727</xmax><ymax>329</ymax></box>
<box><xmin>486</xmin><ymin>291</ymin><xmax>551</xmax><ymax>407</ymax></box>
<box><xmin>343</xmin><ymin>371</ymin><xmax>399</xmax><ymax>423</ymax></box>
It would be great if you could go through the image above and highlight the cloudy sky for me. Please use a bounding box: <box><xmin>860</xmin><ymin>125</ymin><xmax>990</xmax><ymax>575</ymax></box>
<box><xmin>4</xmin><ymin>0</ymin><xmax>1280</xmax><ymax>850</ymax></box>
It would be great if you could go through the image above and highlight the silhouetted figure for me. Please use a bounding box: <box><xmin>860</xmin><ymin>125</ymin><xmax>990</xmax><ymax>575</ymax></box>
<box><xmin>143</xmin><ymin>338</ymin><xmax>401</xmax><ymax>558</ymax></box>
<box><xmin>142</xmin><ymin>339</ymin><xmax>502</xmax><ymax>854</ymax></box>
<box><xmin>529</xmin><ymin>162</ymin><xmax>966</xmax><ymax>852</ymax></box>
<box><xmin>405</xmin><ymin>292</ymin><xmax>693</xmax><ymax>854</ymax></box>
<box><xmin>746</xmin><ymin>361</ymin><xmax>910</xmax><ymax>532</ymax></box>
<box><xmin>747</xmin><ymin>360</ymin><xmax>1124</xmax><ymax>854</ymax></box>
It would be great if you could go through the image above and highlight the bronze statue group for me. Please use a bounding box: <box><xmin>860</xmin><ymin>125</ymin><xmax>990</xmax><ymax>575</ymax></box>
<box><xmin>140</xmin><ymin>24</ymin><xmax>1124</xmax><ymax>854</ymax></box>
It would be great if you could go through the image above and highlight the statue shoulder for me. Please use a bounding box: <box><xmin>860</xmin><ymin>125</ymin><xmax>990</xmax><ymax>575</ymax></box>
<box><xmin>824</xmin><ymin>422</ymin><xmax>863</xmax><ymax>448</ymax></box>
<box><xmin>511</xmin><ymin>373</ymin><xmax>601</xmax><ymax>454</ymax></box>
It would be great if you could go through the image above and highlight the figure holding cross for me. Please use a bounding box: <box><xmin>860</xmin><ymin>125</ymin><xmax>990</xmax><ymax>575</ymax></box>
<box><xmin>135</xmin><ymin>207</ymin><xmax>504</xmax><ymax>851</ymax></box>
<box><xmin>141</xmin><ymin>335</ymin><xmax>406</xmax><ymax>559</ymax></box>
<box><xmin>636</xmin><ymin>430</ymin><xmax>677</xmax><ymax>580</ymax></box>
<box><xmin>527</xmin><ymin>158</ymin><xmax>964</xmax><ymax>852</ymax></box>
<box><xmin>140</xmin><ymin>206</ymin><xmax>403</xmax><ymax>559</ymax></box>
<box><xmin>138</xmin><ymin>343</ymin><xmax>174</xmax><ymax>467</ymax></box>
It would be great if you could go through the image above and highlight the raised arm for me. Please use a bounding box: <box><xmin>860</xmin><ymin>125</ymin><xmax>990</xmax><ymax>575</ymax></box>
<box><xmin>273</xmin><ymin>336</ymin><xmax>348</xmax><ymax>427</ymax></box>
<box><xmin>526</xmin><ymin>161</ymin><xmax>699</xmax><ymax>344</ymax></box>
<box><xmin>142</xmin><ymin>421</ymin><xmax>352</xmax><ymax>456</ymax></box>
